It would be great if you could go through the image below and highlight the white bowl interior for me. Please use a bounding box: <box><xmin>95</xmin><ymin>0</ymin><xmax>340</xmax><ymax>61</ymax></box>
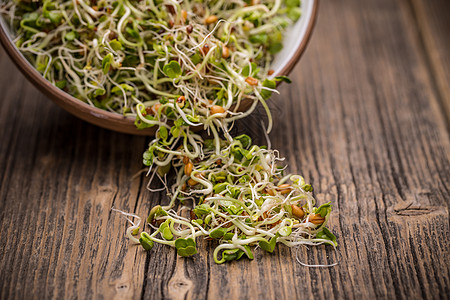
<box><xmin>271</xmin><ymin>0</ymin><xmax>315</xmax><ymax>75</ymax></box>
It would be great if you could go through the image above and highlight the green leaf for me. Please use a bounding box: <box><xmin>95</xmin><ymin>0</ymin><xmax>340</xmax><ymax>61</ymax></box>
<box><xmin>163</xmin><ymin>61</ymin><xmax>182</xmax><ymax>79</ymax></box>
<box><xmin>261</xmin><ymin>79</ymin><xmax>276</xmax><ymax>99</ymax></box>
<box><xmin>162</xmin><ymin>227</ymin><xmax>173</xmax><ymax>240</ymax></box>
<box><xmin>147</xmin><ymin>205</ymin><xmax>168</xmax><ymax>223</ymax></box>
<box><xmin>242</xmin><ymin>245</ymin><xmax>254</xmax><ymax>259</ymax></box>
<box><xmin>316</xmin><ymin>227</ymin><xmax>337</xmax><ymax>246</ymax></box>
<box><xmin>242</xmin><ymin>62</ymin><xmax>258</xmax><ymax>77</ymax></box>
<box><xmin>203</xmin><ymin>139</ymin><xmax>215</xmax><ymax>149</ymax></box>
<box><xmin>315</xmin><ymin>202</ymin><xmax>332</xmax><ymax>218</ymax></box>
<box><xmin>139</xmin><ymin>232</ymin><xmax>154</xmax><ymax>251</ymax></box>
<box><xmin>186</xmin><ymin>115</ymin><xmax>199</xmax><ymax>123</ymax></box>
<box><xmin>286</xmin><ymin>0</ymin><xmax>301</xmax><ymax>7</ymax></box>
<box><xmin>158</xmin><ymin>126</ymin><xmax>168</xmax><ymax>140</ymax></box>
<box><xmin>287</xmin><ymin>7</ymin><xmax>302</xmax><ymax>21</ymax></box>
<box><xmin>125</xmin><ymin>26</ymin><xmax>140</xmax><ymax>39</ymax></box>
<box><xmin>278</xmin><ymin>226</ymin><xmax>292</xmax><ymax>237</ymax></box>
<box><xmin>209</xmin><ymin>227</ymin><xmax>228</xmax><ymax>239</ymax></box>
<box><xmin>48</xmin><ymin>11</ymin><xmax>62</xmax><ymax>24</ymax></box>
<box><xmin>223</xmin><ymin>249</ymin><xmax>239</xmax><ymax>261</ymax></box>
<box><xmin>102</xmin><ymin>53</ymin><xmax>114</xmax><ymax>74</ymax></box>
<box><xmin>183</xmin><ymin>246</ymin><xmax>197</xmax><ymax>256</ymax></box>
<box><xmin>259</xmin><ymin>235</ymin><xmax>278</xmax><ymax>253</ymax></box>
<box><xmin>55</xmin><ymin>80</ymin><xmax>67</xmax><ymax>89</ymax></box>
<box><xmin>175</xmin><ymin>238</ymin><xmax>187</xmax><ymax>249</ymax></box>
<box><xmin>94</xmin><ymin>88</ymin><xmax>106</xmax><ymax>97</ymax></box>
<box><xmin>249</xmin><ymin>33</ymin><xmax>268</xmax><ymax>44</ymax></box>
<box><xmin>132</xmin><ymin>227</ymin><xmax>140</xmax><ymax>235</ymax></box>
<box><xmin>109</xmin><ymin>39</ymin><xmax>122</xmax><ymax>51</ymax></box>
<box><xmin>193</xmin><ymin>204</ymin><xmax>210</xmax><ymax>218</ymax></box>
<box><xmin>192</xmin><ymin>219</ymin><xmax>203</xmax><ymax>225</ymax></box>
<box><xmin>159</xmin><ymin>220</ymin><xmax>174</xmax><ymax>240</ymax></box>
<box><xmin>190</xmin><ymin>53</ymin><xmax>202</xmax><ymax>65</ymax></box>
<box><xmin>64</xmin><ymin>31</ymin><xmax>78</xmax><ymax>41</ymax></box>
<box><xmin>213</xmin><ymin>182</ymin><xmax>229</xmax><ymax>194</ymax></box>
<box><xmin>135</xmin><ymin>117</ymin><xmax>155</xmax><ymax>129</ymax></box>
<box><xmin>111</xmin><ymin>84</ymin><xmax>134</xmax><ymax>95</ymax></box>
<box><xmin>268</xmin><ymin>42</ymin><xmax>283</xmax><ymax>54</ymax></box>
<box><xmin>223</xmin><ymin>232</ymin><xmax>235</xmax><ymax>240</ymax></box>
<box><xmin>235</xmin><ymin>134</ymin><xmax>252</xmax><ymax>149</ymax></box>
<box><xmin>186</xmin><ymin>238</ymin><xmax>196</xmax><ymax>247</ymax></box>
<box><xmin>303</xmin><ymin>184</ymin><xmax>313</xmax><ymax>192</ymax></box>
<box><xmin>174</xmin><ymin>118</ymin><xmax>184</xmax><ymax>127</ymax></box>
<box><xmin>156</xmin><ymin>163</ymin><xmax>171</xmax><ymax>177</ymax></box>
<box><xmin>175</xmin><ymin>238</ymin><xmax>197</xmax><ymax>257</ymax></box>
<box><xmin>20</xmin><ymin>12</ymin><xmax>40</xmax><ymax>33</ymax></box>
<box><xmin>274</xmin><ymin>76</ymin><xmax>292</xmax><ymax>84</ymax></box>
<box><xmin>170</xmin><ymin>126</ymin><xmax>181</xmax><ymax>138</ymax></box>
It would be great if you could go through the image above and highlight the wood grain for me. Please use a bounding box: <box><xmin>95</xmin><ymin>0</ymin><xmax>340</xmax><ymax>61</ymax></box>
<box><xmin>0</xmin><ymin>0</ymin><xmax>449</xmax><ymax>299</ymax></box>
<box><xmin>409</xmin><ymin>0</ymin><xmax>450</xmax><ymax>126</ymax></box>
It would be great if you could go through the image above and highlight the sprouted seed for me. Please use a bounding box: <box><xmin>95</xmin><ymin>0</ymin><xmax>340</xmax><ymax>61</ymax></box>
<box><xmin>119</xmin><ymin>133</ymin><xmax>337</xmax><ymax>264</ymax></box>
<box><xmin>1</xmin><ymin>0</ymin><xmax>297</xmax><ymax>133</ymax></box>
<box><xmin>1</xmin><ymin>0</ymin><xmax>337</xmax><ymax>264</ymax></box>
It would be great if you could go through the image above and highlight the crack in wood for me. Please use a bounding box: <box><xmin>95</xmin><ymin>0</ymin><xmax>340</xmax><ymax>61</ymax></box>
<box><xmin>394</xmin><ymin>206</ymin><xmax>436</xmax><ymax>216</ymax></box>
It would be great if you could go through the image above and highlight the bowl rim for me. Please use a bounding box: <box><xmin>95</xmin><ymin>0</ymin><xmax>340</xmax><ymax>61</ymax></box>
<box><xmin>0</xmin><ymin>0</ymin><xmax>319</xmax><ymax>136</ymax></box>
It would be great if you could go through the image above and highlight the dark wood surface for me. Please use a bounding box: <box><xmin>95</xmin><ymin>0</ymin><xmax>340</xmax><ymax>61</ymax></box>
<box><xmin>1</xmin><ymin>0</ymin><xmax>449</xmax><ymax>299</ymax></box>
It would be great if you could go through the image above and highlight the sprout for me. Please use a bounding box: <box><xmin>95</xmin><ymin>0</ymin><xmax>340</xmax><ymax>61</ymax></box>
<box><xmin>3</xmin><ymin>0</ymin><xmax>337</xmax><ymax>265</ymax></box>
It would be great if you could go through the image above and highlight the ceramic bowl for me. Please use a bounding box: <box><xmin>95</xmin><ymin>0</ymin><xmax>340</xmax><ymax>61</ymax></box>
<box><xmin>0</xmin><ymin>0</ymin><xmax>318</xmax><ymax>135</ymax></box>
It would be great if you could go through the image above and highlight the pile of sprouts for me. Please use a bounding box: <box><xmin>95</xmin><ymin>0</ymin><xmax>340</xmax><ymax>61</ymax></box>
<box><xmin>2</xmin><ymin>0</ymin><xmax>337</xmax><ymax>264</ymax></box>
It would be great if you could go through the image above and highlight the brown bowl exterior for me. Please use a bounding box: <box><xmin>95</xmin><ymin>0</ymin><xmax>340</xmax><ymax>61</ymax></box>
<box><xmin>0</xmin><ymin>1</ymin><xmax>318</xmax><ymax>136</ymax></box>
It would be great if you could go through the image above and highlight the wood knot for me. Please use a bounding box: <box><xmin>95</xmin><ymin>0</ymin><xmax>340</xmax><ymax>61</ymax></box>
<box><xmin>170</xmin><ymin>279</ymin><xmax>190</xmax><ymax>289</ymax></box>
<box><xmin>115</xmin><ymin>282</ymin><xmax>130</xmax><ymax>293</ymax></box>
<box><xmin>167</xmin><ymin>265</ymin><xmax>193</xmax><ymax>299</ymax></box>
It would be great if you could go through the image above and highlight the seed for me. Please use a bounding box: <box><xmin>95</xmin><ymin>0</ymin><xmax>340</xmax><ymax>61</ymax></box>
<box><xmin>204</xmin><ymin>15</ymin><xmax>218</xmax><ymax>25</ymax></box>
<box><xmin>109</xmin><ymin>31</ymin><xmax>117</xmax><ymax>40</ymax></box>
<box><xmin>181</xmin><ymin>183</ymin><xmax>187</xmax><ymax>191</ymax></box>
<box><xmin>309</xmin><ymin>214</ymin><xmax>325</xmax><ymax>225</ymax></box>
<box><xmin>277</xmin><ymin>184</ymin><xmax>292</xmax><ymax>194</ymax></box>
<box><xmin>168</xmin><ymin>19</ymin><xmax>174</xmax><ymax>28</ymax></box>
<box><xmin>184</xmin><ymin>162</ymin><xmax>193</xmax><ymax>176</ymax></box>
<box><xmin>265</xmin><ymin>188</ymin><xmax>275</xmax><ymax>196</ymax></box>
<box><xmin>210</xmin><ymin>105</ymin><xmax>226</xmax><ymax>115</ymax></box>
<box><xmin>222</xmin><ymin>45</ymin><xmax>230</xmax><ymax>58</ymax></box>
<box><xmin>188</xmin><ymin>178</ymin><xmax>198</xmax><ymax>186</ymax></box>
<box><xmin>181</xmin><ymin>10</ymin><xmax>188</xmax><ymax>22</ymax></box>
<box><xmin>188</xmin><ymin>172</ymin><xmax>204</xmax><ymax>186</ymax></box>
<box><xmin>291</xmin><ymin>205</ymin><xmax>304</xmax><ymax>219</ymax></box>
<box><xmin>201</xmin><ymin>44</ymin><xmax>210</xmax><ymax>55</ymax></box>
<box><xmin>182</xmin><ymin>156</ymin><xmax>190</xmax><ymax>165</ymax></box>
<box><xmin>166</xmin><ymin>4</ymin><xmax>176</xmax><ymax>15</ymax></box>
<box><xmin>151</xmin><ymin>103</ymin><xmax>161</xmax><ymax>114</ymax></box>
<box><xmin>268</xmin><ymin>69</ymin><xmax>275</xmax><ymax>75</ymax></box>
<box><xmin>192</xmin><ymin>3</ymin><xmax>205</xmax><ymax>17</ymax></box>
<box><xmin>186</xmin><ymin>24</ymin><xmax>193</xmax><ymax>34</ymax></box>
<box><xmin>207</xmin><ymin>78</ymin><xmax>220</xmax><ymax>85</ymax></box>
<box><xmin>245</xmin><ymin>76</ymin><xmax>259</xmax><ymax>86</ymax></box>
<box><xmin>176</xmin><ymin>96</ymin><xmax>186</xmax><ymax>108</ymax></box>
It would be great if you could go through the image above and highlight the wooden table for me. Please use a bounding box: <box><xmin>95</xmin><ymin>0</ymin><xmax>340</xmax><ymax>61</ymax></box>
<box><xmin>1</xmin><ymin>0</ymin><xmax>449</xmax><ymax>299</ymax></box>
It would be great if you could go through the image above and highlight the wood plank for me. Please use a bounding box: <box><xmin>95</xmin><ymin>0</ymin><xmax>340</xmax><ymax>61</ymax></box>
<box><xmin>0</xmin><ymin>44</ymin><xmax>150</xmax><ymax>299</ymax></box>
<box><xmin>139</xmin><ymin>0</ymin><xmax>449</xmax><ymax>298</ymax></box>
<box><xmin>0</xmin><ymin>0</ymin><xmax>449</xmax><ymax>298</ymax></box>
<box><xmin>409</xmin><ymin>0</ymin><xmax>450</xmax><ymax>125</ymax></box>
